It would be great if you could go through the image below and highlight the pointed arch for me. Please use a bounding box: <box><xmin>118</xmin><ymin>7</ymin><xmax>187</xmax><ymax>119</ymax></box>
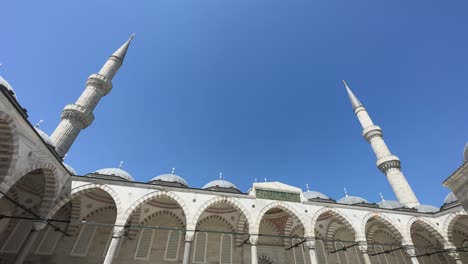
<box><xmin>361</xmin><ymin>212</ymin><xmax>403</xmax><ymax>243</ymax></box>
<box><xmin>254</xmin><ymin>201</ymin><xmax>307</xmax><ymax>235</ymax></box>
<box><xmin>197</xmin><ymin>215</ymin><xmax>236</xmax><ymax>233</ymax></box>
<box><xmin>119</xmin><ymin>190</ymin><xmax>188</xmax><ymax>226</ymax></box>
<box><xmin>311</xmin><ymin>207</ymin><xmax>359</xmax><ymax>240</ymax></box>
<box><xmin>443</xmin><ymin>211</ymin><xmax>468</xmax><ymax>242</ymax></box>
<box><xmin>191</xmin><ymin>196</ymin><xmax>252</xmax><ymax>230</ymax></box>
<box><xmin>405</xmin><ymin>217</ymin><xmax>448</xmax><ymax>246</ymax></box>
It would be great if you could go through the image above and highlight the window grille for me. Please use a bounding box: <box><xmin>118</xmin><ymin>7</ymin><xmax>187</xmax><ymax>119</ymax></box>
<box><xmin>292</xmin><ymin>238</ymin><xmax>305</xmax><ymax>264</ymax></box>
<box><xmin>165</xmin><ymin>230</ymin><xmax>181</xmax><ymax>261</ymax></box>
<box><xmin>374</xmin><ymin>245</ymin><xmax>389</xmax><ymax>264</ymax></box>
<box><xmin>334</xmin><ymin>242</ymin><xmax>349</xmax><ymax>264</ymax></box>
<box><xmin>134</xmin><ymin>228</ymin><xmax>155</xmax><ymax>260</ymax></box>
<box><xmin>316</xmin><ymin>240</ymin><xmax>328</xmax><ymax>264</ymax></box>
<box><xmin>193</xmin><ymin>232</ymin><xmax>208</xmax><ymax>263</ymax></box>
<box><xmin>70</xmin><ymin>224</ymin><xmax>97</xmax><ymax>256</ymax></box>
<box><xmin>35</xmin><ymin>223</ymin><xmax>66</xmax><ymax>255</ymax></box>
<box><xmin>220</xmin><ymin>234</ymin><xmax>232</xmax><ymax>264</ymax></box>
<box><xmin>0</xmin><ymin>220</ymin><xmax>33</xmax><ymax>253</ymax></box>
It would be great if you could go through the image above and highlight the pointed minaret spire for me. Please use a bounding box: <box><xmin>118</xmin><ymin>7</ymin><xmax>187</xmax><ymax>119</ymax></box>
<box><xmin>51</xmin><ymin>35</ymin><xmax>134</xmax><ymax>157</ymax></box>
<box><xmin>118</xmin><ymin>161</ymin><xmax>124</xmax><ymax>169</ymax></box>
<box><xmin>344</xmin><ymin>188</ymin><xmax>349</xmax><ymax>197</ymax></box>
<box><xmin>343</xmin><ymin>81</ymin><xmax>419</xmax><ymax>207</ymax></box>
<box><xmin>343</xmin><ymin>80</ymin><xmax>362</xmax><ymax>109</ymax></box>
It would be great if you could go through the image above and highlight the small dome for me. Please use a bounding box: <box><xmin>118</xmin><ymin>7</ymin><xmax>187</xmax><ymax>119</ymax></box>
<box><xmin>35</xmin><ymin>128</ymin><xmax>54</xmax><ymax>146</ymax></box>
<box><xmin>203</xmin><ymin>179</ymin><xmax>238</xmax><ymax>190</ymax></box>
<box><xmin>150</xmin><ymin>174</ymin><xmax>189</xmax><ymax>187</ymax></box>
<box><xmin>303</xmin><ymin>191</ymin><xmax>329</xmax><ymax>200</ymax></box>
<box><xmin>378</xmin><ymin>200</ymin><xmax>407</xmax><ymax>209</ymax></box>
<box><xmin>415</xmin><ymin>204</ymin><xmax>439</xmax><ymax>213</ymax></box>
<box><xmin>63</xmin><ymin>163</ymin><xmax>76</xmax><ymax>175</ymax></box>
<box><xmin>444</xmin><ymin>192</ymin><xmax>458</xmax><ymax>204</ymax></box>
<box><xmin>338</xmin><ymin>195</ymin><xmax>369</xmax><ymax>205</ymax></box>
<box><xmin>94</xmin><ymin>168</ymin><xmax>134</xmax><ymax>181</ymax></box>
<box><xmin>0</xmin><ymin>76</ymin><xmax>16</xmax><ymax>98</ymax></box>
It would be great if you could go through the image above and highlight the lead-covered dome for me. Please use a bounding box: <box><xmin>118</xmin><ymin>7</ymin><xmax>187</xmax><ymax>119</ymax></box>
<box><xmin>150</xmin><ymin>174</ymin><xmax>189</xmax><ymax>188</ymax></box>
<box><xmin>303</xmin><ymin>191</ymin><xmax>329</xmax><ymax>200</ymax></box>
<box><xmin>63</xmin><ymin>163</ymin><xmax>76</xmax><ymax>175</ymax></box>
<box><xmin>203</xmin><ymin>179</ymin><xmax>240</xmax><ymax>193</ymax></box>
<box><xmin>35</xmin><ymin>128</ymin><xmax>54</xmax><ymax>147</ymax></box>
<box><xmin>444</xmin><ymin>192</ymin><xmax>458</xmax><ymax>204</ymax></box>
<box><xmin>378</xmin><ymin>200</ymin><xmax>406</xmax><ymax>209</ymax></box>
<box><xmin>94</xmin><ymin>168</ymin><xmax>134</xmax><ymax>181</ymax></box>
<box><xmin>338</xmin><ymin>195</ymin><xmax>369</xmax><ymax>205</ymax></box>
<box><xmin>0</xmin><ymin>76</ymin><xmax>16</xmax><ymax>98</ymax></box>
<box><xmin>415</xmin><ymin>204</ymin><xmax>439</xmax><ymax>213</ymax></box>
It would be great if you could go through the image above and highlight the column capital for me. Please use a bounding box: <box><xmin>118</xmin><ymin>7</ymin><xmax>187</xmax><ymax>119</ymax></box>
<box><xmin>446</xmin><ymin>247</ymin><xmax>461</xmax><ymax>261</ymax></box>
<box><xmin>249</xmin><ymin>234</ymin><xmax>259</xmax><ymax>245</ymax></box>
<box><xmin>403</xmin><ymin>244</ymin><xmax>417</xmax><ymax>257</ymax></box>
<box><xmin>185</xmin><ymin>231</ymin><xmax>196</xmax><ymax>242</ymax></box>
<box><xmin>356</xmin><ymin>240</ymin><xmax>368</xmax><ymax>253</ymax></box>
<box><xmin>31</xmin><ymin>220</ymin><xmax>47</xmax><ymax>231</ymax></box>
<box><xmin>112</xmin><ymin>227</ymin><xmax>126</xmax><ymax>238</ymax></box>
<box><xmin>305</xmin><ymin>237</ymin><xmax>316</xmax><ymax>250</ymax></box>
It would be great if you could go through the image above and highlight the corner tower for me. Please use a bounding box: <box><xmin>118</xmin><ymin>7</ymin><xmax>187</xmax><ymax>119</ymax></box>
<box><xmin>343</xmin><ymin>81</ymin><xmax>419</xmax><ymax>207</ymax></box>
<box><xmin>51</xmin><ymin>35</ymin><xmax>134</xmax><ymax>157</ymax></box>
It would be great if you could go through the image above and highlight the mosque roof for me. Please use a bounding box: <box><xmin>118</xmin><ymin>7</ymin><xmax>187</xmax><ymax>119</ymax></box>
<box><xmin>150</xmin><ymin>173</ymin><xmax>189</xmax><ymax>187</ymax></box>
<box><xmin>443</xmin><ymin>192</ymin><xmax>458</xmax><ymax>204</ymax></box>
<box><xmin>337</xmin><ymin>195</ymin><xmax>369</xmax><ymax>205</ymax></box>
<box><xmin>378</xmin><ymin>200</ymin><xmax>407</xmax><ymax>209</ymax></box>
<box><xmin>303</xmin><ymin>191</ymin><xmax>329</xmax><ymax>200</ymax></box>
<box><xmin>203</xmin><ymin>179</ymin><xmax>239</xmax><ymax>191</ymax></box>
<box><xmin>35</xmin><ymin>128</ymin><xmax>54</xmax><ymax>146</ymax></box>
<box><xmin>415</xmin><ymin>204</ymin><xmax>439</xmax><ymax>213</ymax></box>
<box><xmin>0</xmin><ymin>75</ymin><xmax>16</xmax><ymax>98</ymax></box>
<box><xmin>63</xmin><ymin>163</ymin><xmax>76</xmax><ymax>175</ymax></box>
<box><xmin>94</xmin><ymin>168</ymin><xmax>134</xmax><ymax>181</ymax></box>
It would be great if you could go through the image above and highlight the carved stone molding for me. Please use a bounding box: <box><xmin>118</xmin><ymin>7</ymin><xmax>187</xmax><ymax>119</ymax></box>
<box><xmin>61</xmin><ymin>104</ymin><xmax>95</xmax><ymax>128</ymax></box>
<box><xmin>377</xmin><ymin>155</ymin><xmax>401</xmax><ymax>172</ymax></box>
<box><xmin>362</xmin><ymin>125</ymin><xmax>383</xmax><ymax>142</ymax></box>
<box><xmin>86</xmin><ymin>73</ymin><xmax>113</xmax><ymax>95</ymax></box>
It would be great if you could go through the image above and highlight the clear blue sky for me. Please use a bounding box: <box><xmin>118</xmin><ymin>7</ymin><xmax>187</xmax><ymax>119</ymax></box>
<box><xmin>2</xmin><ymin>1</ymin><xmax>467</xmax><ymax>206</ymax></box>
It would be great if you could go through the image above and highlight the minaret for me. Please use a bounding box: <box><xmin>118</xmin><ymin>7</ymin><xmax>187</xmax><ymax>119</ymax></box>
<box><xmin>343</xmin><ymin>81</ymin><xmax>420</xmax><ymax>207</ymax></box>
<box><xmin>51</xmin><ymin>35</ymin><xmax>134</xmax><ymax>157</ymax></box>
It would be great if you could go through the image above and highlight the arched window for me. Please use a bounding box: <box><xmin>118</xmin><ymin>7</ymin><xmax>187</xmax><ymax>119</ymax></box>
<box><xmin>415</xmin><ymin>248</ymin><xmax>427</xmax><ymax>264</ymax></box>
<box><xmin>1</xmin><ymin>220</ymin><xmax>33</xmax><ymax>253</ymax></box>
<box><xmin>220</xmin><ymin>234</ymin><xmax>233</xmax><ymax>264</ymax></box>
<box><xmin>391</xmin><ymin>246</ymin><xmax>409</xmax><ymax>264</ymax></box>
<box><xmin>36</xmin><ymin>222</ymin><xmax>66</xmax><ymax>255</ymax></box>
<box><xmin>134</xmin><ymin>228</ymin><xmax>155</xmax><ymax>260</ymax></box>
<box><xmin>316</xmin><ymin>240</ymin><xmax>328</xmax><ymax>264</ymax></box>
<box><xmin>70</xmin><ymin>223</ymin><xmax>97</xmax><ymax>256</ymax></box>
<box><xmin>374</xmin><ymin>245</ymin><xmax>389</xmax><ymax>264</ymax></box>
<box><xmin>165</xmin><ymin>230</ymin><xmax>181</xmax><ymax>261</ymax></box>
<box><xmin>334</xmin><ymin>242</ymin><xmax>349</xmax><ymax>264</ymax></box>
<box><xmin>193</xmin><ymin>232</ymin><xmax>208</xmax><ymax>263</ymax></box>
<box><xmin>292</xmin><ymin>238</ymin><xmax>305</xmax><ymax>264</ymax></box>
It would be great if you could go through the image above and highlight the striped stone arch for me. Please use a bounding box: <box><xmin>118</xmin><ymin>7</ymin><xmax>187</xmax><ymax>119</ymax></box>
<box><xmin>119</xmin><ymin>190</ymin><xmax>188</xmax><ymax>226</ymax></box>
<box><xmin>254</xmin><ymin>201</ymin><xmax>308</xmax><ymax>235</ymax></box>
<box><xmin>46</xmin><ymin>183</ymin><xmax>123</xmax><ymax>221</ymax></box>
<box><xmin>6</xmin><ymin>163</ymin><xmax>59</xmax><ymax>217</ymax></box>
<box><xmin>405</xmin><ymin>217</ymin><xmax>448</xmax><ymax>246</ymax></box>
<box><xmin>82</xmin><ymin>205</ymin><xmax>117</xmax><ymax>221</ymax></box>
<box><xmin>141</xmin><ymin>210</ymin><xmax>186</xmax><ymax>228</ymax></box>
<box><xmin>0</xmin><ymin>111</ymin><xmax>19</xmax><ymax>183</ymax></box>
<box><xmin>443</xmin><ymin>211</ymin><xmax>468</xmax><ymax>242</ymax></box>
<box><xmin>191</xmin><ymin>196</ymin><xmax>252</xmax><ymax>231</ymax></box>
<box><xmin>197</xmin><ymin>215</ymin><xmax>236</xmax><ymax>232</ymax></box>
<box><xmin>361</xmin><ymin>212</ymin><xmax>403</xmax><ymax>243</ymax></box>
<box><xmin>311</xmin><ymin>207</ymin><xmax>359</xmax><ymax>240</ymax></box>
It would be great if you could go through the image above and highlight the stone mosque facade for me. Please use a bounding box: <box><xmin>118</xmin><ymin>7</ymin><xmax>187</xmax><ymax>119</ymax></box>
<box><xmin>0</xmin><ymin>36</ymin><xmax>467</xmax><ymax>264</ymax></box>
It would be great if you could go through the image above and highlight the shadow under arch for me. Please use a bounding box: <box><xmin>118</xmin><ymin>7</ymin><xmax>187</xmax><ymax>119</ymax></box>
<box><xmin>254</xmin><ymin>201</ymin><xmax>308</xmax><ymax>235</ymax></box>
<box><xmin>311</xmin><ymin>207</ymin><xmax>358</xmax><ymax>239</ymax></box>
<box><xmin>405</xmin><ymin>217</ymin><xmax>448</xmax><ymax>246</ymax></box>
<box><xmin>362</xmin><ymin>212</ymin><xmax>404</xmax><ymax>243</ymax></box>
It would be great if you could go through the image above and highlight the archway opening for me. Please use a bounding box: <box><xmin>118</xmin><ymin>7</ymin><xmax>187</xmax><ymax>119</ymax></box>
<box><xmin>447</xmin><ymin>215</ymin><xmax>468</xmax><ymax>263</ymax></box>
<box><xmin>410</xmin><ymin>220</ymin><xmax>452</xmax><ymax>263</ymax></box>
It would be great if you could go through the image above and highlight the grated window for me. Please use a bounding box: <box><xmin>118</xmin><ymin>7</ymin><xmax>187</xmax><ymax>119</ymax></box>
<box><xmin>35</xmin><ymin>223</ymin><xmax>66</xmax><ymax>255</ymax></box>
<box><xmin>193</xmin><ymin>232</ymin><xmax>208</xmax><ymax>263</ymax></box>
<box><xmin>316</xmin><ymin>240</ymin><xmax>328</xmax><ymax>264</ymax></box>
<box><xmin>70</xmin><ymin>224</ymin><xmax>97</xmax><ymax>256</ymax></box>
<box><xmin>1</xmin><ymin>220</ymin><xmax>33</xmax><ymax>253</ymax></box>
<box><xmin>164</xmin><ymin>230</ymin><xmax>181</xmax><ymax>261</ymax></box>
<box><xmin>220</xmin><ymin>234</ymin><xmax>232</xmax><ymax>264</ymax></box>
<box><xmin>334</xmin><ymin>242</ymin><xmax>349</xmax><ymax>264</ymax></box>
<box><xmin>134</xmin><ymin>228</ymin><xmax>154</xmax><ymax>260</ymax></box>
<box><xmin>292</xmin><ymin>238</ymin><xmax>305</xmax><ymax>264</ymax></box>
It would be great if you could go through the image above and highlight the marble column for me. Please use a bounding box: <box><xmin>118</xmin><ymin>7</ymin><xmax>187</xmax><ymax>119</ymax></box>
<box><xmin>13</xmin><ymin>221</ymin><xmax>47</xmax><ymax>264</ymax></box>
<box><xmin>305</xmin><ymin>237</ymin><xmax>318</xmax><ymax>264</ymax></box>
<box><xmin>250</xmin><ymin>235</ymin><xmax>259</xmax><ymax>264</ymax></box>
<box><xmin>447</xmin><ymin>247</ymin><xmax>463</xmax><ymax>264</ymax></box>
<box><xmin>403</xmin><ymin>245</ymin><xmax>420</xmax><ymax>264</ymax></box>
<box><xmin>182</xmin><ymin>231</ymin><xmax>195</xmax><ymax>264</ymax></box>
<box><xmin>357</xmin><ymin>241</ymin><xmax>372</xmax><ymax>264</ymax></box>
<box><xmin>103</xmin><ymin>227</ymin><xmax>125</xmax><ymax>264</ymax></box>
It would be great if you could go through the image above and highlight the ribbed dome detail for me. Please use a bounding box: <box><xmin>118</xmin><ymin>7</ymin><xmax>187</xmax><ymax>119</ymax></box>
<box><xmin>0</xmin><ymin>76</ymin><xmax>16</xmax><ymax>98</ymax></box>
<box><xmin>378</xmin><ymin>200</ymin><xmax>406</xmax><ymax>209</ymax></box>
<box><xmin>415</xmin><ymin>204</ymin><xmax>439</xmax><ymax>213</ymax></box>
<box><xmin>203</xmin><ymin>179</ymin><xmax>238</xmax><ymax>190</ymax></box>
<box><xmin>63</xmin><ymin>163</ymin><xmax>76</xmax><ymax>175</ymax></box>
<box><xmin>94</xmin><ymin>168</ymin><xmax>134</xmax><ymax>181</ymax></box>
<box><xmin>150</xmin><ymin>174</ymin><xmax>189</xmax><ymax>187</ymax></box>
<box><xmin>303</xmin><ymin>191</ymin><xmax>329</xmax><ymax>200</ymax></box>
<box><xmin>35</xmin><ymin>128</ymin><xmax>54</xmax><ymax>146</ymax></box>
<box><xmin>337</xmin><ymin>195</ymin><xmax>369</xmax><ymax>205</ymax></box>
<box><xmin>444</xmin><ymin>192</ymin><xmax>458</xmax><ymax>204</ymax></box>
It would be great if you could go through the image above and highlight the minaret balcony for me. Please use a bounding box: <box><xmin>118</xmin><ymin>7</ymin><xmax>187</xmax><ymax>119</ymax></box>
<box><xmin>376</xmin><ymin>155</ymin><xmax>401</xmax><ymax>172</ymax></box>
<box><xmin>61</xmin><ymin>104</ymin><xmax>95</xmax><ymax>128</ymax></box>
<box><xmin>86</xmin><ymin>73</ymin><xmax>112</xmax><ymax>95</ymax></box>
<box><xmin>362</xmin><ymin>125</ymin><xmax>383</xmax><ymax>141</ymax></box>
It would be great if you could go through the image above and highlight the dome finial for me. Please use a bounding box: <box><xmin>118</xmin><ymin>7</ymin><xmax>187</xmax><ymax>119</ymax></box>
<box><xmin>379</xmin><ymin>192</ymin><xmax>385</xmax><ymax>201</ymax></box>
<box><xmin>264</xmin><ymin>177</ymin><xmax>267</xmax><ymax>182</ymax></box>
<box><xmin>118</xmin><ymin>161</ymin><xmax>124</xmax><ymax>169</ymax></box>
<box><xmin>63</xmin><ymin>153</ymin><xmax>68</xmax><ymax>161</ymax></box>
<box><xmin>111</xmin><ymin>34</ymin><xmax>135</xmax><ymax>62</ymax></box>
<box><xmin>344</xmin><ymin>188</ymin><xmax>349</xmax><ymax>197</ymax></box>
<box><xmin>254</xmin><ymin>178</ymin><xmax>257</xmax><ymax>183</ymax></box>
<box><xmin>219</xmin><ymin>172</ymin><xmax>223</xmax><ymax>179</ymax></box>
<box><xmin>306</xmin><ymin>183</ymin><xmax>310</xmax><ymax>192</ymax></box>
<box><xmin>172</xmin><ymin>167</ymin><xmax>176</xmax><ymax>174</ymax></box>
<box><xmin>35</xmin><ymin>120</ymin><xmax>44</xmax><ymax>128</ymax></box>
